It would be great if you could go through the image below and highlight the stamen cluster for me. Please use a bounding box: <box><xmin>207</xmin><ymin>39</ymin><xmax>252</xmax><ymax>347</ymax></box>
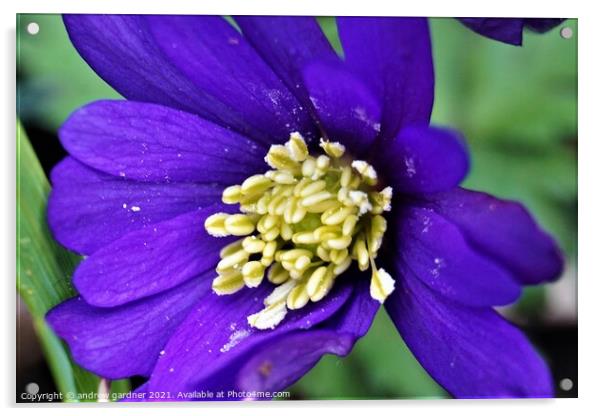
<box><xmin>205</xmin><ymin>133</ymin><xmax>395</xmax><ymax>329</ymax></box>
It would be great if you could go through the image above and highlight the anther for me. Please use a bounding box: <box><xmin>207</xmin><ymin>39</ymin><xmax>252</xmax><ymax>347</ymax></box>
<box><xmin>212</xmin><ymin>269</ymin><xmax>245</xmax><ymax>295</ymax></box>
<box><xmin>370</xmin><ymin>268</ymin><xmax>395</xmax><ymax>304</ymax></box>
<box><xmin>286</xmin><ymin>132</ymin><xmax>309</xmax><ymax>162</ymax></box>
<box><xmin>242</xmin><ymin>235</ymin><xmax>265</xmax><ymax>253</ymax></box>
<box><xmin>319</xmin><ymin>138</ymin><xmax>346</xmax><ymax>158</ymax></box>
<box><xmin>267</xmin><ymin>263</ymin><xmax>289</xmax><ymax>284</ymax></box>
<box><xmin>247</xmin><ymin>301</ymin><xmax>288</xmax><ymax>330</ymax></box>
<box><xmin>300</xmin><ymin>191</ymin><xmax>332</xmax><ymax>207</ymax></box>
<box><xmin>265</xmin><ymin>279</ymin><xmax>296</xmax><ymax>305</ymax></box>
<box><xmin>241</xmin><ymin>175</ymin><xmax>273</xmax><ymax>195</ymax></box>
<box><xmin>219</xmin><ymin>239</ymin><xmax>243</xmax><ymax>258</ymax></box>
<box><xmin>351</xmin><ymin>160</ymin><xmax>378</xmax><ymax>185</ymax></box>
<box><xmin>222</xmin><ymin>185</ymin><xmax>242</xmax><ymax>204</ymax></box>
<box><xmin>242</xmin><ymin>261</ymin><xmax>265</xmax><ymax>287</ymax></box>
<box><xmin>287</xmin><ymin>283</ymin><xmax>310</xmax><ymax>310</ymax></box>
<box><xmin>217</xmin><ymin>249</ymin><xmax>249</xmax><ymax>271</ymax></box>
<box><xmin>224</xmin><ymin>214</ymin><xmax>256</xmax><ymax>236</ymax></box>
<box><xmin>265</xmin><ymin>145</ymin><xmax>299</xmax><ymax>172</ymax></box>
<box><xmin>205</xmin><ymin>213</ymin><xmax>230</xmax><ymax>237</ymax></box>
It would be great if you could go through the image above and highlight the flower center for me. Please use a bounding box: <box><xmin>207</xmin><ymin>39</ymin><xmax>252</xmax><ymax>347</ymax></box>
<box><xmin>204</xmin><ymin>133</ymin><xmax>395</xmax><ymax>330</ymax></box>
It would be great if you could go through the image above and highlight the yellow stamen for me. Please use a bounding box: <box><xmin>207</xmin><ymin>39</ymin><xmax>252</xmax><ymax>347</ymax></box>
<box><xmin>319</xmin><ymin>138</ymin><xmax>346</xmax><ymax>158</ymax></box>
<box><xmin>204</xmin><ymin>132</ymin><xmax>394</xmax><ymax>330</ymax></box>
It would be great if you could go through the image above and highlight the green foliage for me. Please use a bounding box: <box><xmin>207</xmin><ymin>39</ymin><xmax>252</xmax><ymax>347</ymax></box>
<box><xmin>17</xmin><ymin>14</ymin><xmax>121</xmax><ymax>130</ymax></box>
<box><xmin>317</xmin><ymin>17</ymin><xmax>343</xmax><ymax>56</ymax></box>
<box><xmin>17</xmin><ymin>121</ymin><xmax>129</xmax><ymax>401</ymax></box>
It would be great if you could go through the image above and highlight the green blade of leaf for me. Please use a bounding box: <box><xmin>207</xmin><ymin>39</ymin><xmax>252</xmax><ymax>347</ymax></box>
<box><xmin>16</xmin><ymin>121</ymin><xmax>130</xmax><ymax>401</ymax></box>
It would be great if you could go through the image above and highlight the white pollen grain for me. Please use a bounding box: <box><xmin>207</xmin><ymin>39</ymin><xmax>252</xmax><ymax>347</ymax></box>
<box><xmin>220</xmin><ymin>329</ymin><xmax>251</xmax><ymax>353</ymax></box>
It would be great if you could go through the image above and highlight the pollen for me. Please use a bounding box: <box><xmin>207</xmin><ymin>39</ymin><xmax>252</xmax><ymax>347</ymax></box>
<box><xmin>204</xmin><ymin>132</ymin><xmax>394</xmax><ymax>330</ymax></box>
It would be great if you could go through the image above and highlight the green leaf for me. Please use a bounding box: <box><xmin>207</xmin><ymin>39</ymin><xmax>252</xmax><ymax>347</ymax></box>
<box><xmin>17</xmin><ymin>121</ymin><xmax>130</xmax><ymax>401</ymax></box>
<box><xmin>17</xmin><ymin>14</ymin><xmax>121</xmax><ymax>130</ymax></box>
<box><xmin>317</xmin><ymin>16</ymin><xmax>343</xmax><ymax>55</ymax></box>
<box><xmin>431</xmin><ymin>18</ymin><xmax>577</xmax><ymax>148</ymax></box>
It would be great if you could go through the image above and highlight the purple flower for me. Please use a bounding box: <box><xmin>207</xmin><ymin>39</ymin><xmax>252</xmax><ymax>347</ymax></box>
<box><xmin>458</xmin><ymin>18</ymin><xmax>566</xmax><ymax>45</ymax></box>
<box><xmin>46</xmin><ymin>15</ymin><xmax>563</xmax><ymax>399</ymax></box>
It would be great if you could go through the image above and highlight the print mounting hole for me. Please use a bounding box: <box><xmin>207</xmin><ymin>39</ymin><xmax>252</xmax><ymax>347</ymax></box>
<box><xmin>26</xmin><ymin>22</ymin><xmax>40</xmax><ymax>35</ymax></box>
<box><xmin>559</xmin><ymin>378</ymin><xmax>573</xmax><ymax>391</ymax></box>
<box><xmin>560</xmin><ymin>27</ymin><xmax>573</xmax><ymax>39</ymax></box>
<box><xmin>25</xmin><ymin>382</ymin><xmax>39</xmax><ymax>394</ymax></box>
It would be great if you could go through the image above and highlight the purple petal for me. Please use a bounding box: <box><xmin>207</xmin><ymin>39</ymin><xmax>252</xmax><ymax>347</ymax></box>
<box><xmin>233</xmin><ymin>16</ymin><xmax>338</xmax><ymax>116</ymax></box>
<box><xmin>322</xmin><ymin>277</ymin><xmax>380</xmax><ymax>337</ymax></box>
<box><xmin>524</xmin><ymin>18</ymin><xmax>566</xmax><ymax>33</ymax></box>
<box><xmin>301</xmin><ymin>61</ymin><xmax>381</xmax><ymax>154</ymax></box>
<box><xmin>236</xmin><ymin>278</ymin><xmax>379</xmax><ymax>393</ymax></box>
<box><xmin>72</xmin><ymin>206</ymin><xmax>234</xmax><ymax>307</ymax></box>
<box><xmin>457</xmin><ymin>18</ymin><xmax>525</xmax><ymax>45</ymax></box>
<box><xmin>458</xmin><ymin>18</ymin><xmax>565</xmax><ymax>45</ymax></box>
<box><xmin>236</xmin><ymin>330</ymin><xmax>356</xmax><ymax>395</ymax></box>
<box><xmin>60</xmin><ymin>100</ymin><xmax>266</xmax><ymax>183</ymax></box>
<box><xmin>337</xmin><ymin>17</ymin><xmax>434</xmax><ymax>138</ymax></box>
<box><xmin>62</xmin><ymin>15</ymin><xmax>304</xmax><ymax>142</ymax></box>
<box><xmin>46</xmin><ymin>275</ymin><xmax>210</xmax><ymax>379</ymax></box>
<box><xmin>145</xmin><ymin>280</ymin><xmax>354</xmax><ymax>396</ymax></box>
<box><xmin>393</xmin><ymin>206</ymin><xmax>521</xmax><ymax>307</ymax></box>
<box><xmin>61</xmin><ymin>15</ymin><xmax>215</xmax><ymax>121</ymax></box>
<box><xmin>386</xmin><ymin>274</ymin><xmax>553</xmax><ymax>398</ymax></box>
<box><xmin>375</xmin><ymin>126</ymin><xmax>469</xmax><ymax>194</ymax></box>
<box><xmin>422</xmin><ymin>188</ymin><xmax>563</xmax><ymax>285</ymax></box>
<box><xmin>48</xmin><ymin>158</ymin><xmax>221</xmax><ymax>255</ymax></box>
<box><xmin>144</xmin><ymin>15</ymin><xmax>315</xmax><ymax>141</ymax></box>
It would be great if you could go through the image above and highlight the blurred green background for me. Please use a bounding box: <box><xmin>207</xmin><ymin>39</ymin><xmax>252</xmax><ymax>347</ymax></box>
<box><xmin>17</xmin><ymin>15</ymin><xmax>577</xmax><ymax>400</ymax></box>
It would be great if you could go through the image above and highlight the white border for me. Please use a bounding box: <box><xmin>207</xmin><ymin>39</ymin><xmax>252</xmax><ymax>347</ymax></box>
<box><xmin>3</xmin><ymin>0</ymin><xmax>598</xmax><ymax>415</ymax></box>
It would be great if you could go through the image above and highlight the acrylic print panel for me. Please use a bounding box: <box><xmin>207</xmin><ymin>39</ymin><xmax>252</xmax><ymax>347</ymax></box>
<box><xmin>16</xmin><ymin>14</ymin><xmax>577</xmax><ymax>402</ymax></box>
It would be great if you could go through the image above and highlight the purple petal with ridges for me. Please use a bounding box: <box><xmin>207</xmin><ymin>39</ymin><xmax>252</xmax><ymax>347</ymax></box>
<box><xmin>320</xmin><ymin>276</ymin><xmax>379</xmax><ymax>337</ymax></box>
<box><xmin>393</xmin><ymin>206</ymin><xmax>521</xmax><ymax>306</ymax></box>
<box><xmin>73</xmin><ymin>206</ymin><xmax>235</xmax><ymax>307</ymax></box>
<box><xmin>422</xmin><ymin>188</ymin><xmax>563</xmax><ymax>285</ymax></box>
<box><xmin>301</xmin><ymin>61</ymin><xmax>381</xmax><ymax>154</ymax></box>
<box><xmin>385</xmin><ymin>274</ymin><xmax>553</xmax><ymax>398</ymax></box>
<box><xmin>234</xmin><ymin>15</ymin><xmax>338</xmax><ymax>130</ymax></box>
<box><xmin>236</xmin><ymin>278</ymin><xmax>379</xmax><ymax>394</ymax></box>
<box><xmin>144</xmin><ymin>15</ymin><xmax>315</xmax><ymax>142</ymax></box>
<box><xmin>145</xmin><ymin>280</ymin><xmax>354</xmax><ymax>397</ymax></box>
<box><xmin>376</xmin><ymin>125</ymin><xmax>469</xmax><ymax>194</ymax></box>
<box><xmin>62</xmin><ymin>15</ymin><xmax>299</xmax><ymax>142</ymax></box>
<box><xmin>48</xmin><ymin>158</ymin><xmax>222</xmax><ymax>255</ymax></box>
<box><xmin>59</xmin><ymin>100</ymin><xmax>267</xmax><ymax>183</ymax></box>
<box><xmin>46</xmin><ymin>275</ymin><xmax>211</xmax><ymax>379</ymax></box>
<box><xmin>337</xmin><ymin>17</ymin><xmax>434</xmax><ymax>138</ymax></box>
<box><xmin>457</xmin><ymin>18</ymin><xmax>524</xmax><ymax>45</ymax></box>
